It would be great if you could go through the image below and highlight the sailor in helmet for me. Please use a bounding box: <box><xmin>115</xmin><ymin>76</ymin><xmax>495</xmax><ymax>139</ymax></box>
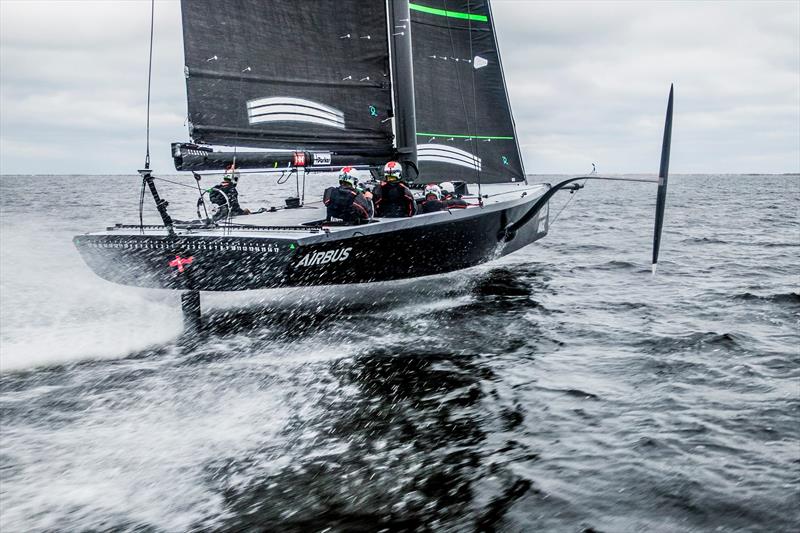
<box><xmin>209</xmin><ymin>164</ymin><xmax>252</xmax><ymax>221</ymax></box>
<box><xmin>420</xmin><ymin>184</ymin><xmax>447</xmax><ymax>213</ymax></box>
<box><xmin>323</xmin><ymin>166</ymin><xmax>373</xmax><ymax>224</ymax></box>
<box><xmin>440</xmin><ymin>181</ymin><xmax>469</xmax><ymax>209</ymax></box>
<box><xmin>372</xmin><ymin>161</ymin><xmax>416</xmax><ymax>218</ymax></box>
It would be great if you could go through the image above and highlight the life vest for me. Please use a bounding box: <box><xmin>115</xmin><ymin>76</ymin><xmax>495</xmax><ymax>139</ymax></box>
<box><xmin>324</xmin><ymin>185</ymin><xmax>359</xmax><ymax>221</ymax></box>
<box><xmin>421</xmin><ymin>198</ymin><xmax>447</xmax><ymax>213</ymax></box>
<box><xmin>375</xmin><ymin>182</ymin><xmax>415</xmax><ymax>217</ymax></box>
<box><xmin>209</xmin><ymin>182</ymin><xmax>237</xmax><ymax>206</ymax></box>
<box><xmin>352</xmin><ymin>194</ymin><xmax>374</xmax><ymax>220</ymax></box>
<box><xmin>444</xmin><ymin>195</ymin><xmax>469</xmax><ymax>209</ymax></box>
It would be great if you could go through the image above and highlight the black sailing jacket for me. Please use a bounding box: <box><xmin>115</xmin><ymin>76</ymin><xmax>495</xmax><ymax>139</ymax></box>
<box><xmin>323</xmin><ymin>185</ymin><xmax>372</xmax><ymax>223</ymax></box>
<box><xmin>420</xmin><ymin>198</ymin><xmax>447</xmax><ymax>213</ymax></box>
<box><xmin>210</xmin><ymin>182</ymin><xmax>246</xmax><ymax>220</ymax></box>
<box><xmin>373</xmin><ymin>182</ymin><xmax>416</xmax><ymax>218</ymax></box>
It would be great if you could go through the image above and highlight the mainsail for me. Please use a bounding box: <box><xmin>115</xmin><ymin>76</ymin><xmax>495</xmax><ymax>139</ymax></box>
<box><xmin>179</xmin><ymin>0</ymin><xmax>525</xmax><ymax>181</ymax></box>
<box><xmin>180</xmin><ymin>0</ymin><xmax>394</xmax><ymax>155</ymax></box>
<box><xmin>409</xmin><ymin>1</ymin><xmax>525</xmax><ymax>183</ymax></box>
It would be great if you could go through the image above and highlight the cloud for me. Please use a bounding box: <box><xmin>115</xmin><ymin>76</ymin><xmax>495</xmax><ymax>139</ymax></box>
<box><xmin>0</xmin><ymin>0</ymin><xmax>185</xmax><ymax>174</ymax></box>
<box><xmin>493</xmin><ymin>0</ymin><xmax>800</xmax><ymax>173</ymax></box>
<box><xmin>1</xmin><ymin>0</ymin><xmax>798</xmax><ymax>174</ymax></box>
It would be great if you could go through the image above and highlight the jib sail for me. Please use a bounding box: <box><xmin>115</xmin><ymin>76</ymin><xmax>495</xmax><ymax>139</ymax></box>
<box><xmin>180</xmin><ymin>0</ymin><xmax>395</xmax><ymax>155</ymax></box>
<box><xmin>409</xmin><ymin>1</ymin><xmax>525</xmax><ymax>183</ymax></box>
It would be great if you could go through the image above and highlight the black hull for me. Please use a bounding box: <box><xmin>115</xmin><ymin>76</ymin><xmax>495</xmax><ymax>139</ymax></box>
<box><xmin>73</xmin><ymin>196</ymin><xmax>547</xmax><ymax>291</ymax></box>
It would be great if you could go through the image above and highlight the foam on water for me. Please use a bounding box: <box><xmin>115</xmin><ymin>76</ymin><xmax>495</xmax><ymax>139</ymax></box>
<box><xmin>0</xmin><ymin>215</ymin><xmax>182</xmax><ymax>371</ymax></box>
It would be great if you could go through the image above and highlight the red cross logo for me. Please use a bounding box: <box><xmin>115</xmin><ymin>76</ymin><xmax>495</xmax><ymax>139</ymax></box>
<box><xmin>168</xmin><ymin>255</ymin><xmax>194</xmax><ymax>273</ymax></box>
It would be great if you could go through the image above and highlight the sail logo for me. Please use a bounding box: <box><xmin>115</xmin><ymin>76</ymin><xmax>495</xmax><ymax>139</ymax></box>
<box><xmin>295</xmin><ymin>247</ymin><xmax>352</xmax><ymax>268</ymax></box>
<box><xmin>247</xmin><ymin>97</ymin><xmax>345</xmax><ymax>129</ymax></box>
<box><xmin>418</xmin><ymin>144</ymin><xmax>482</xmax><ymax>171</ymax></box>
<box><xmin>313</xmin><ymin>152</ymin><xmax>332</xmax><ymax>165</ymax></box>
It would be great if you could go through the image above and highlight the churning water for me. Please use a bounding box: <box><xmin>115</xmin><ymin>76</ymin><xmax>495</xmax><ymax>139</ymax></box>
<box><xmin>0</xmin><ymin>173</ymin><xmax>798</xmax><ymax>531</ymax></box>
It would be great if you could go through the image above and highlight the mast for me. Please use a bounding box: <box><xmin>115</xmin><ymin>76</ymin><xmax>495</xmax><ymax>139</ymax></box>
<box><xmin>388</xmin><ymin>0</ymin><xmax>418</xmax><ymax>181</ymax></box>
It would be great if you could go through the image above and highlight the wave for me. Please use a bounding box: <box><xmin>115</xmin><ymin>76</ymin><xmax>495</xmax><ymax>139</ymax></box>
<box><xmin>636</xmin><ymin>331</ymin><xmax>752</xmax><ymax>355</ymax></box>
<box><xmin>733</xmin><ymin>292</ymin><xmax>800</xmax><ymax>307</ymax></box>
<box><xmin>575</xmin><ymin>260</ymin><xmax>640</xmax><ymax>272</ymax></box>
<box><xmin>569</xmin><ymin>244</ymin><xmax>613</xmax><ymax>252</ymax></box>
<box><xmin>472</xmin><ymin>267</ymin><xmax>534</xmax><ymax>297</ymax></box>
<box><xmin>680</xmin><ymin>237</ymin><xmax>730</xmax><ymax>245</ymax></box>
<box><xmin>763</xmin><ymin>242</ymin><xmax>800</xmax><ymax>248</ymax></box>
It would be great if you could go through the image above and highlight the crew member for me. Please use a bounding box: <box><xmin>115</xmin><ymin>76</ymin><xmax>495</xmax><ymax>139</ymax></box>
<box><xmin>209</xmin><ymin>165</ymin><xmax>252</xmax><ymax>221</ymax></box>
<box><xmin>372</xmin><ymin>161</ymin><xmax>416</xmax><ymax>218</ymax></box>
<box><xmin>420</xmin><ymin>184</ymin><xmax>447</xmax><ymax>213</ymax></box>
<box><xmin>440</xmin><ymin>181</ymin><xmax>469</xmax><ymax>209</ymax></box>
<box><xmin>323</xmin><ymin>167</ymin><xmax>372</xmax><ymax>224</ymax></box>
<box><xmin>354</xmin><ymin>179</ymin><xmax>375</xmax><ymax>214</ymax></box>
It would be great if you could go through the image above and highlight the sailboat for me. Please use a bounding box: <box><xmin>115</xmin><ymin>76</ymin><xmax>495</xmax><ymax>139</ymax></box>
<box><xmin>73</xmin><ymin>0</ymin><xmax>673</xmax><ymax>330</ymax></box>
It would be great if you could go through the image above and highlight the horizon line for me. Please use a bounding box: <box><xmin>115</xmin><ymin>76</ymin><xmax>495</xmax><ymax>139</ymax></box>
<box><xmin>1</xmin><ymin>172</ymin><xmax>799</xmax><ymax>178</ymax></box>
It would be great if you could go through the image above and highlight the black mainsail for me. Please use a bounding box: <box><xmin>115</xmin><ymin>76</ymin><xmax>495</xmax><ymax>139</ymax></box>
<box><xmin>181</xmin><ymin>0</ymin><xmax>394</xmax><ymax>155</ymax></box>
<box><xmin>409</xmin><ymin>1</ymin><xmax>525</xmax><ymax>183</ymax></box>
<box><xmin>178</xmin><ymin>0</ymin><xmax>524</xmax><ymax>181</ymax></box>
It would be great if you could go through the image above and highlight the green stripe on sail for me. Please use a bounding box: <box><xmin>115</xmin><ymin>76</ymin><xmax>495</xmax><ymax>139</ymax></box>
<box><xmin>409</xmin><ymin>3</ymin><xmax>488</xmax><ymax>22</ymax></box>
<box><xmin>417</xmin><ymin>132</ymin><xmax>514</xmax><ymax>140</ymax></box>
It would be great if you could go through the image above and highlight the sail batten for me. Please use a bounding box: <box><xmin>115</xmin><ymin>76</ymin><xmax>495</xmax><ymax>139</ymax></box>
<box><xmin>181</xmin><ymin>0</ymin><xmax>394</xmax><ymax>154</ymax></box>
<box><xmin>186</xmin><ymin>68</ymin><xmax>387</xmax><ymax>89</ymax></box>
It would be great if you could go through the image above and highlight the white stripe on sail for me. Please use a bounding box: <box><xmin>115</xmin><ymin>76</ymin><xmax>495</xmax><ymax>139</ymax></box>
<box><xmin>246</xmin><ymin>97</ymin><xmax>345</xmax><ymax>128</ymax></box>
<box><xmin>419</xmin><ymin>150</ymin><xmax>481</xmax><ymax>168</ymax></box>
<box><xmin>248</xmin><ymin>104</ymin><xmax>343</xmax><ymax>122</ymax></box>
<box><xmin>247</xmin><ymin>97</ymin><xmax>343</xmax><ymax>117</ymax></box>
<box><xmin>418</xmin><ymin>143</ymin><xmax>481</xmax><ymax>163</ymax></box>
<box><xmin>418</xmin><ymin>151</ymin><xmax>481</xmax><ymax>170</ymax></box>
<box><xmin>418</xmin><ymin>144</ymin><xmax>482</xmax><ymax>170</ymax></box>
<box><xmin>248</xmin><ymin>113</ymin><xmax>345</xmax><ymax>129</ymax></box>
<box><xmin>418</xmin><ymin>154</ymin><xmax>482</xmax><ymax>171</ymax></box>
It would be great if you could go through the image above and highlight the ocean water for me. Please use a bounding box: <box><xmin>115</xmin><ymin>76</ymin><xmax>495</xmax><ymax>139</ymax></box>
<box><xmin>0</xmin><ymin>173</ymin><xmax>798</xmax><ymax>531</ymax></box>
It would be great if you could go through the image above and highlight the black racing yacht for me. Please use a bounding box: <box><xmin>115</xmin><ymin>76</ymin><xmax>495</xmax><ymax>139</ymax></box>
<box><xmin>73</xmin><ymin>0</ymin><xmax>673</xmax><ymax>330</ymax></box>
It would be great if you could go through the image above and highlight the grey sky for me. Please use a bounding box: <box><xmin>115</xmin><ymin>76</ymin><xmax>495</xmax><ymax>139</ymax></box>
<box><xmin>1</xmin><ymin>0</ymin><xmax>798</xmax><ymax>175</ymax></box>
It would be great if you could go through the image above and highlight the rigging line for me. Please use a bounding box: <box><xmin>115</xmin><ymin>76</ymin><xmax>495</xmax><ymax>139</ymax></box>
<box><xmin>192</xmin><ymin>173</ymin><xmax>210</xmax><ymax>222</ymax></box>
<box><xmin>276</xmin><ymin>170</ymin><xmax>292</xmax><ymax>184</ymax></box>
<box><xmin>442</xmin><ymin>0</ymin><xmax>481</xmax><ymax>194</ymax></box>
<box><xmin>143</xmin><ymin>0</ymin><xmax>155</xmax><ymax>170</ymax></box>
<box><xmin>466</xmin><ymin>1</ymin><xmax>482</xmax><ymax>204</ymax></box>
<box><xmin>138</xmin><ymin>176</ymin><xmax>147</xmax><ymax>234</ymax></box>
<box><xmin>548</xmin><ymin>188</ymin><xmax>577</xmax><ymax>227</ymax></box>
<box><xmin>150</xmin><ymin>175</ymin><xmax>203</xmax><ymax>190</ymax></box>
<box><xmin>301</xmin><ymin>168</ymin><xmax>307</xmax><ymax>206</ymax></box>
<box><xmin>548</xmin><ymin>174</ymin><xmax>591</xmax><ymax>228</ymax></box>
<box><xmin>231</xmin><ymin>65</ymin><xmax>251</xmax><ymax>170</ymax></box>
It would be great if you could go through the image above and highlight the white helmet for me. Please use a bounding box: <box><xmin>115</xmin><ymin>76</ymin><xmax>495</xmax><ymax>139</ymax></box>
<box><xmin>383</xmin><ymin>161</ymin><xmax>402</xmax><ymax>181</ymax></box>
<box><xmin>338</xmin><ymin>166</ymin><xmax>357</xmax><ymax>186</ymax></box>
<box><xmin>424</xmin><ymin>184</ymin><xmax>442</xmax><ymax>200</ymax></box>
<box><xmin>224</xmin><ymin>164</ymin><xmax>240</xmax><ymax>184</ymax></box>
<box><xmin>439</xmin><ymin>181</ymin><xmax>455</xmax><ymax>195</ymax></box>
